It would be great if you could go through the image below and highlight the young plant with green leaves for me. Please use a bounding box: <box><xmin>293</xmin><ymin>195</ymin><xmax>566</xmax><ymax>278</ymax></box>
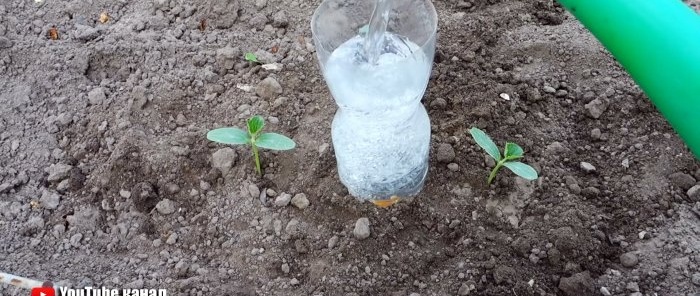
<box><xmin>244</xmin><ymin>52</ymin><xmax>260</xmax><ymax>64</ymax></box>
<box><xmin>469</xmin><ymin>127</ymin><xmax>538</xmax><ymax>184</ymax></box>
<box><xmin>207</xmin><ymin>115</ymin><xmax>295</xmax><ymax>175</ymax></box>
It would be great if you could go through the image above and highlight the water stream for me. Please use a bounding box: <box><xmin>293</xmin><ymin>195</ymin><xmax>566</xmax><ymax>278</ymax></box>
<box><xmin>363</xmin><ymin>0</ymin><xmax>392</xmax><ymax>65</ymax></box>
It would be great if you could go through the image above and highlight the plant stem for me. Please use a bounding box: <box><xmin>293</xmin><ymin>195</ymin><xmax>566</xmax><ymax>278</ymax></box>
<box><xmin>252</xmin><ymin>144</ymin><xmax>261</xmax><ymax>175</ymax></box>
<box><xmin>487</xmin><ymin>160</ymin><xmax>505</xmax><ymax>184</ymax></box>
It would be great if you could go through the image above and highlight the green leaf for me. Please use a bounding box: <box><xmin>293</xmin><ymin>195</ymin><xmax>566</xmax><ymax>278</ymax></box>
<box><xmin>469</xmin><ymin>127</ymin><xmax>501</xmax><ymax>161</ymax></box>
<box><xmin>207</xmin><ymin>127</ymin><xmax>249</xmax><ymax>145</ymax></box>
<box><xmin>244</xmin><ymin>52</ymin><xmax>258</xmax><ymax>63</ymax></box>
<box><xmin>247</xmin><ymin>116</ymin><xmax>265</xmax><ymax>135</ymax></box>
<box><xmin>503</xmin><ymin>162</ymin><xmax>538</xmax><ymax>180</ymax></box>
<box><xmin>504</xmin><ymin>142</ymin><xmax>524</xmax><ymax>160</ymax></box>
<box><xmin>255</xmin><ymin>133</ymin><xmax>296</xmax><ymax>150</ymax></box>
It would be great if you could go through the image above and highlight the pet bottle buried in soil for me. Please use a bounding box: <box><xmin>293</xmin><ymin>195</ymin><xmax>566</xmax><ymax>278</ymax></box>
<box><xmin>311</xmin><ymin>0</ymin><xmax>438</xmax><ymax>201</ymax></box>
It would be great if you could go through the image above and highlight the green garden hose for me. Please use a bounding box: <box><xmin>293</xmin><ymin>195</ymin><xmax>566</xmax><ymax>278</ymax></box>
<box><xmin>557</xmin><ymin>0</ymin><xmax>700</xmax><ymax>159</ymax></box>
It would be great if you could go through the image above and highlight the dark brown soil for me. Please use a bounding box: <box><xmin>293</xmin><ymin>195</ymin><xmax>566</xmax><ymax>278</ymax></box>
<box><xmin>1</xmin><ymin>0</ymin><xmax>699</xmax><ymax>295</ymax></box>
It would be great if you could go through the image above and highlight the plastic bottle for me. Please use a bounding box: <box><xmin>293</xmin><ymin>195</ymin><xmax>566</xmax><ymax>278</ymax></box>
<box><xmin>311</xmin><ymin>0</ymin><xmax>438</xmax><ymax>201</ymax></box>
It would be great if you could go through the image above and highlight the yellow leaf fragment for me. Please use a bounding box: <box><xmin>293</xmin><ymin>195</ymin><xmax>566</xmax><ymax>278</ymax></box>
<box><xmin>48</xmin><ymin>27</ymin><xmax>59</xmax><ymax>40</ymax></box>
<box><xmin>370</xmin><ymin>196</ymin><xmax>402</xmax><ymax>208</ymax></box>
<box><xmin>99</xmin><ymin>12</ymin><xmax>109</xmax><ymax>24</ymax></box>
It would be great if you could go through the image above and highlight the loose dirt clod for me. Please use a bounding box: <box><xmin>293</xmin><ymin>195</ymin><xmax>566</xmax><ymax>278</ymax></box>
<box><xmin>274</xmin><ymin>193</ymin><xmax>292</xmax><ymax>207</ymax></box>
<box><xmin>47</xmin><ymin>27</ymin><xmax>58</xmax><ymax>40</ymax></box>
<box><xmin>620</xmin><ymin>252</ymin><xmax>639</xmax><ymax>268</ymax></box>
<box><xmin>290</xmin><ymin>193</ymin><xmax>309</xmax><ymax>209</ymax></box>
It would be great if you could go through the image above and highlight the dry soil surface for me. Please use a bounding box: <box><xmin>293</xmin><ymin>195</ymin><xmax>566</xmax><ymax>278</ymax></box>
<box><xmin>1</xmin><ymin>0</ymin><xmax>700</xmax><ymax>295</ymax></box>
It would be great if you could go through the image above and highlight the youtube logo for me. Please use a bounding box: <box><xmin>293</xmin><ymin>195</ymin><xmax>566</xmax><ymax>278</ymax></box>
<box><xmin>31</xmin><ymin>287</ymin><xmax>55</xmax><ymax>296</ymax></box>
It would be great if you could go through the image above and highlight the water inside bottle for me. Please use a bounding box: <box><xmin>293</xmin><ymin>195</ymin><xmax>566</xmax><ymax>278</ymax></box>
<box><xmin>322</xmin><ymin>0</ymin><xmax>432</xmax><ymax>201</ymax></box>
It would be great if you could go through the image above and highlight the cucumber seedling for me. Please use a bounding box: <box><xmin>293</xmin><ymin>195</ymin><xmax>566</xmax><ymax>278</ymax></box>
<box><xmin>469</xmin><ymin>127</ymin><xmax>538</xmax><ymax>184</ymax></box>
<box><xmin>244</xmin><ymin>52</ymin><xmax>260</xmax><ymax>64</ymax></box>
<box><xmin>207</xmin><ymin>115</ymin><xmax>295</xmax><ymax>175</ymax></box>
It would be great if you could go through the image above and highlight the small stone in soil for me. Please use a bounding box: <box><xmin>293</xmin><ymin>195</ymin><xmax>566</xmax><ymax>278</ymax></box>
<box><xmin>45</xmin><ymin>163</ymin><xmax>73</xmax><ymax>182</ymax></box>
<box><xmin>638</xmin><ymin>231</ymin><xmax>648</xmax><ymax>239</ymax></box>
<box><xmin>580</xmin><ymin>162</ymin><xmax>596</xmax><ymax>173</ymax></box>
<box><xmin>259</xmin><ymin>190</ymin><xmax>268</xmax><ymax>206</ymax></box>
<box><xmin>447</xmin><ymin>163</ymin><xmax>459</xmax><ymax>171</ymax></box>
<box><xmin>285</xmin><ymin>219</ymin><xmax>299</xmax><ymax>236</ymax></box>
<box><xmin>156</xmin><ymin>199</ymin><xmax>176</xmax><ymax>215</ymax></box>
<box><xmin>272</xmin><ymin>11</ymin><xmax>288</xmax><ymax>28</ymax></box>
<box><xmin>88</xmin><ymin>87</ymin><xmax>106</xmax><ymax>105</ymax></box>
<box><xmin>281</xmin><ymin>263</ymin><xmax>290</xmax><ymax>274</ymax></box>
<box><xmin>688</xmin><ymin>185</ymin><xmax>700</xmax><ymax>202</ymax></box>
<box><xmin>40</xmin><ymin>190</ymin><xmax>61</xmax><ymax>209</ymax></box>
<box><xmin>291</xmin><ymin>193</ymin><xmax>310</xmax><ymax>209</ymax></box>
<box><xmin>691</xmin><ymin>273</ymin><xmax>700</xmax><ymax>286</ymax></box>
<box><xmin>175</xmin><ymin>114</ymin><xmax>187</xmax><ymax>126</ymax></box>
<box><xmin>353</xmin><ymin>218</ymin><xmax>370</xmax><ymax>240</ymax></box>
<box><xmin>545</xmin><ymin>141</ymin><xmax>567</xmax><ymax>155</ymax></box>
<box><xmin>430</xmin><ymin>97</ymin><xmax>447</xmax><ymax>109</ymax></box>
<box><xmin>274</xmin><ymin>193</ymin><xmax>292</xmax><ymax>207</ymax></box>
<box><xmin>248</xmin><ymin>184</ymin><xmax>260</xmax><ymax>199</ymax></box>
<box><xmin>599</xmin><ymin>287</ymin><xmax>611</xmax><ymax>296</ymax></box>
<box><xmin>166</xmin><ymin>233</ymin><xmax>178</xmax><ymax>245</ymax></box>
<box><xmin>70</xmin><ymin>233</ymin><xmax>83</xmax><ymax>247</ymax></box>
<box><xmin>318</xmin><ymin>143</ymin><xmax>330</xmax><ymax>155</ymax></box>
<box><xmin>458</xmin><ymin>282</ymin><xmax>473</xmax><ymax>295</ymax></box>
<box><xmin>211</xmin><ymin>148</ymin><xmax>237</xmax><ymax>175</ymax></box>
<box><xmin>165</xmin><ymin>183</ymin><xmax>180</xmax><ymax>194</ymax></box>
<box><xmin>200</xmin><ymin>180</ymin><xmax>211</xmax><ymax>191</ymax></box>
<box><xmin>620</xmin><ymin>252</ymin><xmax>639</xmax><ymax>268</ymax></box>
<box><xmin>436</xmin><ymin>143</ymin><xmax>456</xmax><ymax>163</ymax></box>
<box><xmin>626</xmin><ymin>282</ymin><xmax>640</xmax><ymax>292</ymax></box>
<box><xmin>328</xmin><ymin>235</ymin><xmax>339</xmax><ymax>249</ymax></box>
<box><xmin>255</xmin><ymin>77</ymin><xmax>283</xmax><ymax>99</ymax></box>
<box><xmin>484</xmin><ymin>155</ymin><xmax>496</xmax><ymax>167</ymax></box>
<box><xmin>119</xmin><ymin>190</ymin><xmax>131</xmax><ymax>198</ymax></box>
<box><xmin>584</xmin><ymin>98</ymin><xmax>608</xmax><ymax>119</ymax></box>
